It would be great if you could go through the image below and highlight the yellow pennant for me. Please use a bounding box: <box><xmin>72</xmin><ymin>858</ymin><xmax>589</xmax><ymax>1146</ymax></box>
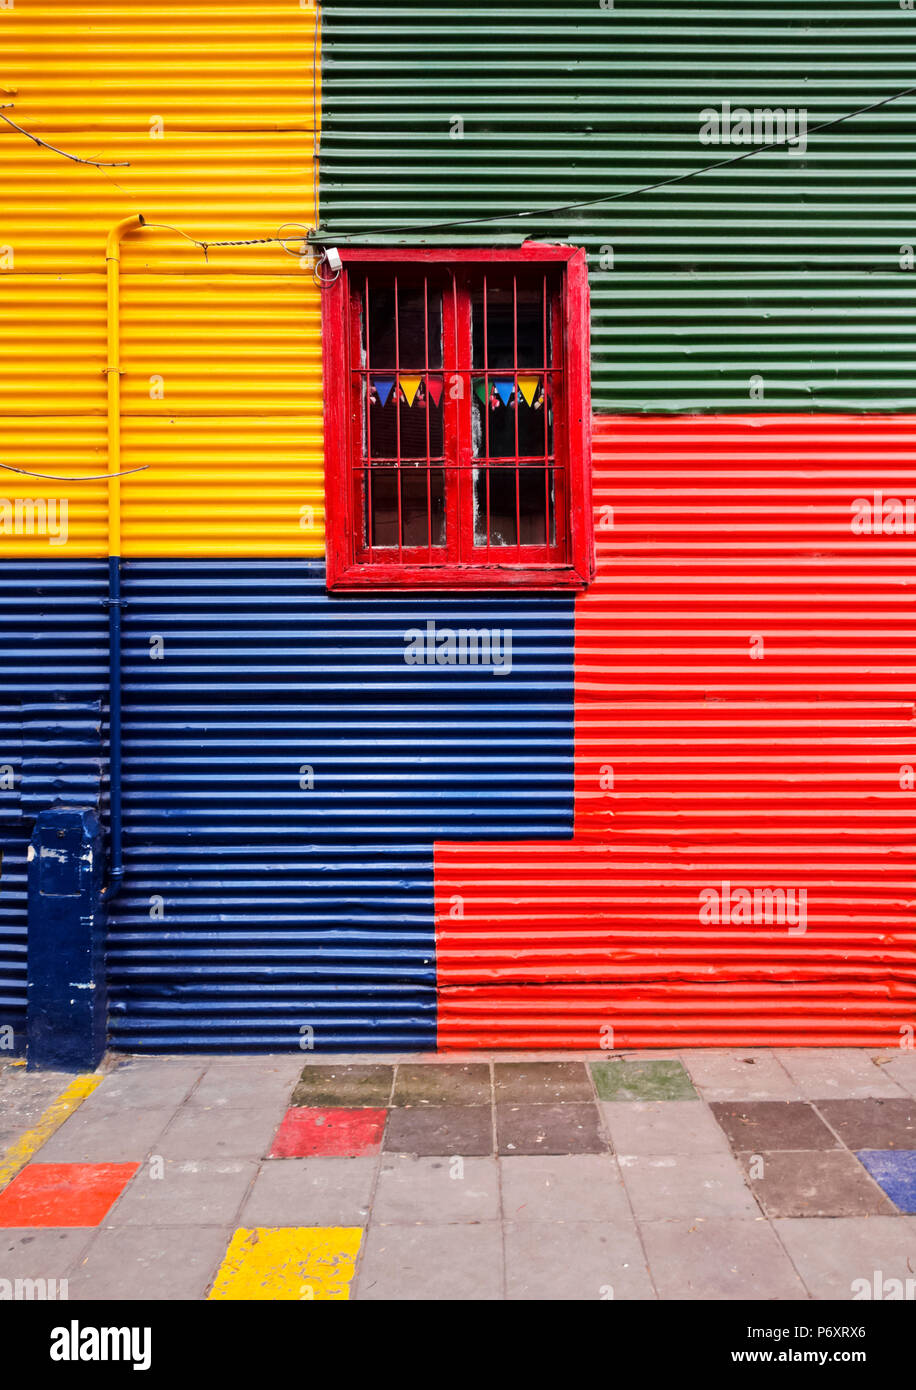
<box><xmin>400</xmin><ymin>375</ymin><xmax>421</xmax><ymax>406</ymax></box>
<box><xmin>518</xmin><ymin>376</ymin><xmax>540</xmax><ymax>407</ymax></box>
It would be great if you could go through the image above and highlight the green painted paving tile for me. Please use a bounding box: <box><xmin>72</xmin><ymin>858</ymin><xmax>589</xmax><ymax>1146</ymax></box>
<box><xmin>590</xmin><ymin>1059</ymin><xmax>697</xmax><ymax>1102</ymax></box>
<box><xmin>291</xmin><ymin>1065</ymin><xmax>394</xmax><ymax>1108</ymax></box>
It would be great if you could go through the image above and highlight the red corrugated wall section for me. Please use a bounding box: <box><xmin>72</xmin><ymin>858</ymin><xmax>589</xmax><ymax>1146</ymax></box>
<box><xmin>435</xmin><ymin>414</ymin><xmax>916</xmax><ymax>1047</ymax></box>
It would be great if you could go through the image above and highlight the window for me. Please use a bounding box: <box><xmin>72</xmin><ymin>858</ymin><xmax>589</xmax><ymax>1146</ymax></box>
<box><xmin>322</xmin><ymin>246</ymin><xmax>594</xmax><ymax>590</ymax></box>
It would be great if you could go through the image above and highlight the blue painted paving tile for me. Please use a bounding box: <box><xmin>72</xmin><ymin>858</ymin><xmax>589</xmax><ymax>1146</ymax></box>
<box><xmin>856</xmin><ymin>1150</ymin><xmax>916</xmax><ymax>1213</ymax></box>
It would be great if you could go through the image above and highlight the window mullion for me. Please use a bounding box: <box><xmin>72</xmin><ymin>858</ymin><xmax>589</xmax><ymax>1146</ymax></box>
<box><xmin>444</xmin><ymin>273</ymin><xmax>469</xmax><ymax>568</ymax></box>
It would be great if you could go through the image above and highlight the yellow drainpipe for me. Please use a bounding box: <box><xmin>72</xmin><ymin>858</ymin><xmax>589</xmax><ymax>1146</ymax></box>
<box><xmin>105</xmin><ymin>214</ymin><xmax>143</xmax><ymax>555</ymax></box>
<box><xmin>104</xmin><ymin>213</ymin><xmax>143</xmax><ymax>897</ymax></box>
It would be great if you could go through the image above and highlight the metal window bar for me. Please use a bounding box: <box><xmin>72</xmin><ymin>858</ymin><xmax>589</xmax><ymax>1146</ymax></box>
<box><xmin>483</xmin><ymin>274</ymin><xmax>490</xmax><ymax>562</ymax></box>
<box><xmin>393</xmin><ymin>275</ymin><xmax>403</xmax><ymax>563</ymax></box>
<box><xmin>543</xmin><ymin>273</ymin><xmax>550</xmax><ymax>546</ymax></box>
<box><xmin>451</xmin><ymin>271</ymin><xmax>460</xmax><ymax>567</ymax></box>
<box><xmin>364</xmin><ymin>274</ymin><xmax>373</xmax><ymax>561</ymax></box>
<box><xmin>424</xmin><ymin>275</ymin><xmax>432</xmax><ymax>560</ymax></box>
<box><xmin>513</xmin><ymin>273</ymin><xmax>521</xmax><ymax>562</ymax></box>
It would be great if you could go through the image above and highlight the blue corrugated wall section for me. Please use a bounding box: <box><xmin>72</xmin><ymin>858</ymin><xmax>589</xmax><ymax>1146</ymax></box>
<box><xmin>0</xmin><ymin>561</ymin><xmax>108</xmax><ymax>1051</ymax></box>
<box><xmin>0</xmin><ymin>559</ymin><xmax>575</xmax><ymax>1052</ymax></box>
<box><xmin>0</xmin><ymin>826</ymin><xmax>30</xmax><ymax>1050</ymax></box>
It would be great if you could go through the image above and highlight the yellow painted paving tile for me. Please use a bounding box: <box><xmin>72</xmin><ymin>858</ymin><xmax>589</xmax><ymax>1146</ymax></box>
<box><xmin>0</xmin><ymin>1074</ymin><xmax>103</xmax><ymax>1191</ymax></box>
<box><xmin>208</xmin><ymin>1227</ymin><xmax>362</xmax><ymax>1301</ymax></box>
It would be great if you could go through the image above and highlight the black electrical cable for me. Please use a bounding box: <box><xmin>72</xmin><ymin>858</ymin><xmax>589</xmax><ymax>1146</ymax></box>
<box><xmin>308</xmin><ymin>84</ymin><xmax>916</xmax><ymax>243</ymax></box>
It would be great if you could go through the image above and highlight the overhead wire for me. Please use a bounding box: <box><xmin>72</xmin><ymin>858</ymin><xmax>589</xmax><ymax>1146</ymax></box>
<box><xmin>0</xmin><ymin>463</ymin><xmax>148</xmax><ymax>481</ymax></box>
<box><xmin>308</xmin><ymin>83</ymin><xmax>916</xmax><ymax>242</ymax></box>
<box><xmin>0</xmin><ymin>107</ymin><xmax>130</xmax><ymax>167</ymax></box>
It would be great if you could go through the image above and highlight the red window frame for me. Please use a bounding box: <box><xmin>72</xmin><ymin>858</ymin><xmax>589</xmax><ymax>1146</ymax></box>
<box><xmin>321</xmin><ymin>245</ymin><xmax>594</xmax><ymax>591</ymax></box>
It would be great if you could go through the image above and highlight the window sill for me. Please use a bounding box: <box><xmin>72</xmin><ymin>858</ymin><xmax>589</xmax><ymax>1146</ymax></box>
<box><xmin>326</xmin><ymin>560</ymin><xmax>593</xmax><ymax>593</ymax></box>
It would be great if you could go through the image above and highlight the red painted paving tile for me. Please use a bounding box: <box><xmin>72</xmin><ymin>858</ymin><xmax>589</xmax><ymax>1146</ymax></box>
<box><xmin>0</xmin><ymin>1163</ymin><xmax>140</xmax><ymax>1228</ymax></box>
<box><xmin>269</xmin><ymin>1107</ymin><xmax>386</xmax><ymax>1159</ymax></box>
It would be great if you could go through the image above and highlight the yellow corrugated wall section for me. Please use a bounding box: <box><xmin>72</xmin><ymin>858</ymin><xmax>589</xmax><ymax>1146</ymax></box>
<box><xmin>0</xmin><ymin>0</ymin><xmax>324</xmax><ymax>558</ymax></box>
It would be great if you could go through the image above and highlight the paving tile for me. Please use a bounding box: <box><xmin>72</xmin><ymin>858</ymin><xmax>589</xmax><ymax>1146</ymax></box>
<box><xmin>493</xmin><ymin>1062</ymin><xmax>592</xmax><ymax>1102</ymax></box>
<box><xmin>774</xmin><ymin>1216</ymin><xmax>916</xmax><ymax>1300</ymax></box>
<box><xmin>480</xmin><ymin>1050</ymin><xmax>611</xmax><ymax>1063</ymax></box>
<box><xmin>383</xmin><ymin>1105</ymin><xmax>492</xmax><ymax>1156</ymax></box>
<box><xmin>392</xmin><ymin>1063</ymin><xmax>491</xmax><ymax>1107</ymax></box>
<box><xmin>610</xmin><ymin>1050</ymin><xmax>684</xmax><ymax>1063</ymax></box>
<box><xmin>641</xmin><ymin>1217</ymin><xmax>807</xmax><ymax>1300</ymax></box>
<box><xmin>816</xmin><ymin>1098</ymin><xmax>916</xmax><ymax>1150</ymax></box>
<box><xmin>355</xmin><ymin>1221</ymin><xmax>502</xmax><ymax>1300</ymax></box>
<box><xmin>269</xmin><ymin>1107</ymin><xmax>386</xmax><ymax>1159</ymax></box>
<box><xmin>873</xmin><ymin>1052</ymin><xmax>916</xmax><ymax>1099</ymax></box>
<box><xmin>105</xmin><ymin>1159</ymin><xmax>257</xmax><ymax>1226</ymax></box>
<box><xmin>189</xmin><ymin>1056</ymin><xmax>305</xmax><ymax>1081</ymax></box>
<box><xmin>710</xmin><ymin>1100</ymin><xmax>839</xmax><ymax>1152</ymax></box>
<box><xmin>0</xmin><ymin>1227</ymin><xmax>95</xmax><ymax>1279</ymax></box>
<box><xmin>499</xmin><ymin>1154</ymin><xmax>631</xmax><ymax>1223</ymax></box>
<box><xmin>241</xmin><ymin>1158</ymin><xmax>376</xmax><ymax>1227</ymax></box>
<box><xmin>71</xmin><ymin>1224</ymin><xmax>232</xmax><ymax>1301</ymax></box>
<box><xmin>189</xmin><ymin>1062</ymin><xmax>305</xmax><ymax>1110</ymax></box>
<box><xmin>618</xmin><ymin>1152</ymin><xmax>758</xmax><ymax>1220</ymax></box>
<box><xmin>31</xmin><ymin>1103</ymin><xmax>178</xmax><ymax>1163</ymax></box>
<box><xmin>591</xmin><ymin>1059</ymin><xmax>696</xmax><ymax>1102</ymax></box>
<box><xmin>157</xmin><ymin>1106</ymin><xmax>281</xmax><ymax>1161</ymax></box>
<box><xmin>298</xmin><ymin>1052</ymin><xmax>481</xmax><ymax>1067</ymax></box>
<box><xmin>505</xmin><ymin>1220</ymin><xmax>655</xmax><ymax>1300</ymax></box>
<box><xmin>209</xmin><ymin>1225</ymin><xmax>362</xmax><ymax>1300</ymax></box>
<box><xmin>290</xmin><ymin>1065</ymin><xmax>394</xmax><ymax>1109</ymax></box>
<box><xmin>773</xmin><ymin>1049</ymin><xmax>906</xmax><ymax>1099</ymax></box>
<box><xmin>738</xmin><ymin>1149</ymin><xmax>897</xmax><ymax>1218</ymax></box>
<box><xmin>496</xmin><ymin>1102</ymin><xmax>605</xmax><ymax>1156</ymax></box>
<box><xmin>373</xmin><ymin>1155</ymin><xmax>499</xmax><ymax>1223</ymax></box>
<box><xmin>855</xmin><ymin>1150</ymin><xmax>916</xmax><ymax>1213</ymax></box>
<box><xmin>601</xmin><ymin>1101</ymin><xmax>731</xmax><ymax>1156</ymax></box>
<box><xmin>298</xmin><ymin>1050</ymin><xmax>604</xmax><ymax>1066</ymax></box>
<box><xmin>683</xmin><ymin>1050</ymin><xmax>800</xmax><ymax>1101</ymax></box>
<box><xmin>0</xmin><ymin>1163</ymin><xmax>140</xmax><ymax>1228</ymax></box>
<box><xmin>81</xmin><ymin>1064</ymin><xmax>205</xmax><ymax>1112</ymax></box>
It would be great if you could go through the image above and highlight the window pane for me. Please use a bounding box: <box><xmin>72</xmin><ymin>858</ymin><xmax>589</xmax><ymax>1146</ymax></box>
<box><xmin>365</xmin><ymin>376</ymin><xmax>444</xmax><ymax>461</ymax></box>
<box><xmin>368</xmin><ymin>467</ymin><xmax>445</xmax><ymax>548</ymax></box>
<box><xmin>518</xmin><ymin>466</ymin><xmax>551</xmax><ymax>545</ymax></box>
<box><xmin>471</xmin><ymin>379</ymin><xmax>552</xmax><ymax>460</ymax></box>
<box><xmin>473</xmin><ymin>466</ymin><xmax>554</xmax><ymax>548</ymax></box>
<box><xmin>474</xmin><ymin>467</ymin><xmax>516</xmax><ymax>546</ymax></box>
<box><xmin>401</xmin><ymin>467</ymin><xmax>445</xmax><ymax>547</ymax></box>
<box><xmin>472</xmin><ymin>283</ymin><xmax>547</xmax><ymax>370</ymax></box>
<box><xmin>367</xmin><ymin>467</ymin><xmax>398</xmax><ymax>547</ymax></box>
<box><xmin>363</xmin><ymin>279</ymin><xmax>442</xmax><ymax>371</ymax></box>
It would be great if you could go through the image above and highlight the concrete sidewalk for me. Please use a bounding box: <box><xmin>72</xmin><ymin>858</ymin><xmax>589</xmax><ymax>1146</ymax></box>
<box><xmin>1</xmin><ymin>1048</ymin><xmax>914</xmax><ymax>1300</ymax></box>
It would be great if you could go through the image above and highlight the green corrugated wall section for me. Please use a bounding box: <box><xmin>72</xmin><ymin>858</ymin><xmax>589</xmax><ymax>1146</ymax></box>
<box><xmin>319</xmin><ymin>0</ymin><xmax>916</xmax><ymax>413</ymax></box>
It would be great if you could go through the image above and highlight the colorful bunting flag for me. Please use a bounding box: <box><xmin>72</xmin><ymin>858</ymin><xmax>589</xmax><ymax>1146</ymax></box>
<box><xmin>373</xmin><ymin>376</ymin><xmax>394</xmax><ymax>406</ymax></box>
<box><xmin>494</xmin><ymin>380</ymin><xmax>514</xmax><ymax>406</ymax></box>
<box><xmin>518</xmin><ymin>376</ymin><xmax>539</xmax><ymax>407</ymax></box>
<box><xmin>400</xmin><ymin>375</ymin><xmax>421</xmax><ymax>406</ymax></box>
<box><xmin>427</xmin><ymin>378</ymin><xmax>444</xmax><ymax>406</ymax></box>
<box><xmin>474</xmin><ymin>379</ymin><xmax>489</xmax><ymax>404</ymax></box>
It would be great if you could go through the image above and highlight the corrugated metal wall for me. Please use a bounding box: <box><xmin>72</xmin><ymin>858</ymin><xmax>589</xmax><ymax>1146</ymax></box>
<box><xmin>0</xmin><ymin>558</ymin><xmax>574</xmax><ymax>1051</ymax></box>
<box><xmin>436</xmin><ymin>414</ymin><xmax>916</xmax><ymax>1046</ymax></box>
<box><xmin>319</xmin><ymin>0</ymin><xmax>916</xmax><ymax>413</ymax></box>
<box><xmin>0</xmin><ymin>562</ymin><xmax>108</xmax><ymax>1050</ymax></box>
<box><xmin>0</xmin><ymin>2</ymin><xmax>328</xmax><ymax>1052</ymax></box>
<box><xmin>107</xmin><ymin>560</ymin><xmax>574</xmax><ymax>1049</ymax></box>
<box><xmin>4</xmin><ymin>3</ymin><xmax>915</xmax><ymax>1055</ymax></box>
<box><xmin>0</xmin><ymin>0</ymin><xmax>324</xmax><ymax>557</ymax></box>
